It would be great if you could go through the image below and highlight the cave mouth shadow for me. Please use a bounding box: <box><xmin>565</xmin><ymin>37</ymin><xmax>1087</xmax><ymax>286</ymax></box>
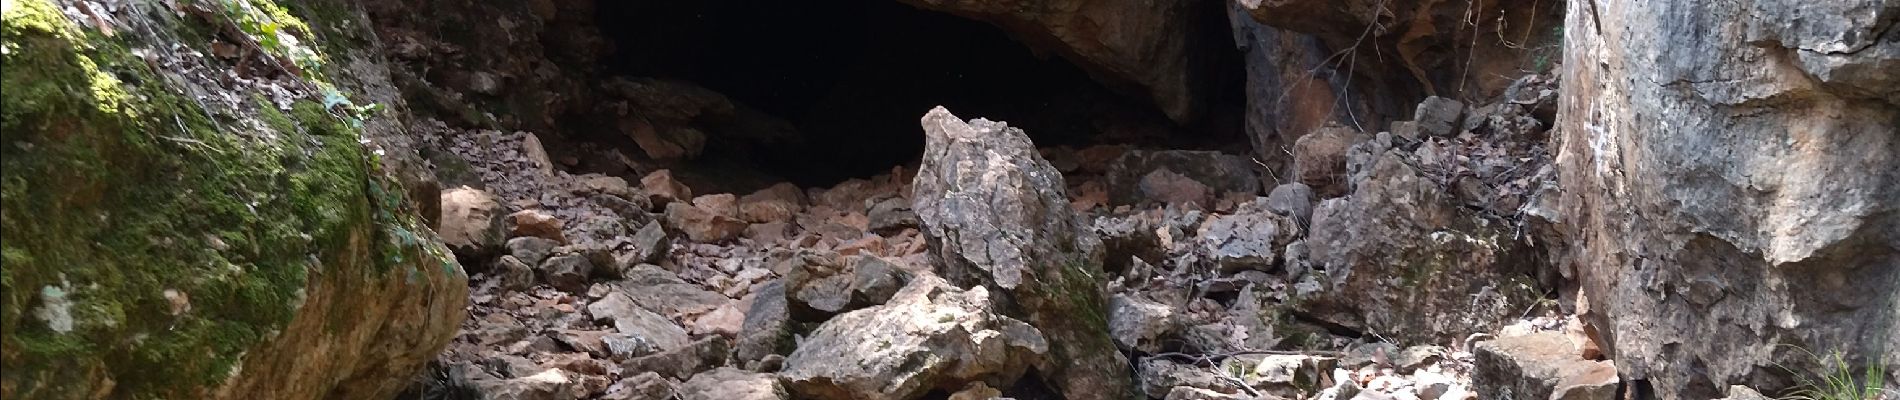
<box><xmin>594</xmin><ymin>0</ymin><xmax>1177</xmax><ymax>187</ymax></box>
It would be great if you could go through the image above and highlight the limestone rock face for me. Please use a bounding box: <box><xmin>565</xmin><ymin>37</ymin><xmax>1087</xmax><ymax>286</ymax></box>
<box><xmin>912</xmin><ymin>107</ymin><xmax>1133</xmax><ymax>399</ymax></box>
<box><xmin>1225</xmin><ymin>3</ymin><xmax>1363</xmax><ymax>184</ymax></box>
<box><xmin>780</xmin><ymin>276</ymin><xmax>1048</xmax><ymax>400</ymax></box>
<box><xmin>896</xmin><ymin>0</ymin><xmax>1217</xmax><ymax>122</ymax></box>
<box><xmin>1554</xmin><ymin>0</ymin><xmax>1900</xmax><ymax>396</ymax></box>
<box><xmin>0</xmin><ymin>2</ymin><xmax>466</xmax><ymax>399</ymax></box>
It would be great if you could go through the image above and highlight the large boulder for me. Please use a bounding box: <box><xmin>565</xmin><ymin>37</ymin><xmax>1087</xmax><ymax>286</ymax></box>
<box><xmin>1553</xmin><ymin>0</ymin><xmax>1900</xmax><ymax>396</ymax></box>
<box><xmin>912</xmin><ymin>107</ymin><xmax>1133</xmax><ymax>398</ymax></box>
<box><xmin>439</xmin><ymin>186</ymin><xmax>507</xmax><ymax>261</ymax></box>
<box><xmin>1299</xmin><ymin>152</ymin><xmax>1544</xmax><ymax>345</ymax></box>
<box><xmin>0</xmin><ymin>2</ymin><xmax>466</xmax><ymax>398</ymax></box>
<box><xmin>780</xmin><ymin>276</ymin><xmax>1048</xmax><ymax>400</ymax></box>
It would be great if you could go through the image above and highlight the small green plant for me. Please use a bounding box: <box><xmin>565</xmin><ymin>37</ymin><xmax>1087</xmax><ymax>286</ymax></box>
<box><xmin>1778</xmin><ymin>346</ymin><xmax>1892</xmax><ymax>400</ymax></box>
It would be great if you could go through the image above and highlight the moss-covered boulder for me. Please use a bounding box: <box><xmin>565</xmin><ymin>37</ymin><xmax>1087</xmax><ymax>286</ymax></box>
<box><xmin>0</xmin><ymin>0</ymin><xmax>467</xmax><ymax>398</ymax></box>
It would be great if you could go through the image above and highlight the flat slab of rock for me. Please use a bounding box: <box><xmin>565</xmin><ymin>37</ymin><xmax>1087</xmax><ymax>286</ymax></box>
<box><xmin>780</xmin><ymin>276</ymin><xmax>1048</xmax><ymax>400</ymax></box>
<box><xmin>613</xmin><ymin>264</ymin><xmax>730</xmax><ymax>317</ymax></box>
<box><xmin>587</xmin><ymin>292</ymin><xmax>689</xmax><ymax>352</ymax></box>
<box><xmin>678</xmin><ymin>367</ymin><xmax>788</xmax><ymax>400</ymax></box>
<box><xmin>1473</xmin><ymin>333</ymin><xmax>1618</xmax><ymax>400</ymax></box>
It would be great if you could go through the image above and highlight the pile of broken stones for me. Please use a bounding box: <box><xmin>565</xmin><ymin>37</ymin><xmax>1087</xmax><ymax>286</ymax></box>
<box><xmin>422</xmin><ymin>75</ymin><xmax>1618</xmax><ymax>400</ymax></box>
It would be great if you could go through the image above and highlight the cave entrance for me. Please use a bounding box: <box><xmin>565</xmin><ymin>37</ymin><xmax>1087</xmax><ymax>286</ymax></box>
<box><xmin>594</xmin><ymin>0</ymin><xmax>1177</xmax><ymax>187</ymax></box>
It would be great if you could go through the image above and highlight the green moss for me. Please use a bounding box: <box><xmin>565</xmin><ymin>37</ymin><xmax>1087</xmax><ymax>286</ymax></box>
<box><xmin>1043</xmin><ymin>258</ymin><xmax>1117</xmax><ymax>352</ymax></box>
<box><xmin>0</xmin><ymin>1</ymin><xmax>456</xmax><ymax>397</ymax></box>
<box><xmin>275</xmin><ymin>0</ymin><xmax>371</xmax><ymax>63</ymax></box>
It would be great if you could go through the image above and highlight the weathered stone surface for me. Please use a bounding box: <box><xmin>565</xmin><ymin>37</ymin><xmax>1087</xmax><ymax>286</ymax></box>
<box><xmin>602</xmin><ymin>372</ymin><xmax>675</xmax><ymax>400</ymax></box>
<box><xmin>1412</xmin><ymin>97</ymin><xmax>1465</xmax><ymax>138</ymax></box>
<box><xmin>588</xmin><ymin>292</ymin><xmax>690</xmax><ymax>353</ymax></box>
<box><xmin>0</xmin><ymin>4</ymin><xmax>467</xmax><ymax>398</ymax></box>
<box><xmin>1165</xmin><ymin>386</ymin><xmax>1255</xmax><ymax>400</ymax></box>
<box><xmin>625</xmin><ymin>221</ymin><xmax>669</xmax><ymax>265</ymax></box>
<box><xmin>1226</xmin><ymin>354</ymin><xmax>1334</xmax><ymax>399</ymax></box>
<box><xmin>1196</xmin><ymin>210</ymin><xmax>1294</xmax><ymax>273</ymax></box>
<box><xmin>1459</xmin><ymin>103</ymin><xmax>1541</xmax><ymax>138</ymax></box>
<box><xmin>1107</xmin><ymin>150</ymin><xmax>1262</xmax><ymax>207</ymax></box>
<box><xmin>519</xmin><ymin>133</ymin><xmax>556</xmax><ymax>178</ymax></box>
<box><xmin>780</xmin><ymin>276</ymin><xmax>1048</xmax><ymax>400</ymax></box>
<box><xmin>494</xmin><ymin>255</ymin><xmax>537</xmax><ymax>291</ymax></box>
<box><xmin>740</xmin><ymin>183</ymin><xmax>805</xmax><ymax>223</ymax></box>
<box><xmin>640</xmin><ymin>169</ymin><xmax>693</xmax><ymax>206</ymax></box>
<box><xmin>850</xmin><ymin>256</ymin><xmax>909</xmax><ymax>306</ymax></box>
<box><xmin>734</xmin><ymin>280</ymin><xmax>793</xmax><ymax>363</ymax></box>
<box><xmin>1264</xmin><ymin>183</ymin><xmax>1316</xmax><ymax>223</ymax></box>
<box><xmin>506</xmin><ymin>237</ymin><xmax>562</xmax><ymax>268</ymax></box>
<box><xmin>472</xmin><ymin>369</ymin><xmax>580</xmax><ymax>400</ymax></box>
<box><xmin>947</xmin><ymin>382</ymin><xmax>1005</xmax><ymax>400</ymax></box>
<box><xmin>1300</xmin><ymin>152</ymin><xmax>1542</xmax><ymax>345</ymax></box>
<box><xmin>1140</xmin><ymin>168</ymin><xmax>1214</xmax><ymax>208</ymax></box>
<box><xmin>622</xmin><ymin>337</ymin><xmax>730</xmax><ymax>380</ymax></box>
<box><xmin>612</xmin><ymin>264</ymin><xmax>730</xmax><ymax>317</ymax></box>
<box><xmin>912</xmin><ymin>107</ymin><xmax>1133</xmax><ymax>399</ymax></box>
<box><xmin>663</xmin><ymin>202</ymin><xmax>748</xmax><ymax>243</ymax></box>
<box><xmin>1291</xmin><ymin>125</ymin><xmax>1356</xmax><ymax>198</ymax></box>
<box><xmin>866</xmin><ymin>196</ymin><xmax>920</xmax><ymax>234</ymax></box>
<box><xmin>538</xmin><ymin>253</ymin><xmax>594</xmax><ymax>294</ymax></box>
<box><xmin>441</xmin><ymin>187</ymin><xmax>508</xmax><ymax>261</ymax></box>
<box><xmin>507</xmin><ymin>209</ymin><xmax>567</xmax><ymax>242</ymax></box>
<box><xmin>1714</xmin><ymin>385</ymin><xmax>1773</xmax><ymax>400</ymax></box>
<box><xmin>678</xmin><ymin>368</ymin><xmax>788</xmax><ymax>400</ymax></box>
<box><xmin>780</xmin><ymin>250</ymin><xmax>853</xmax><ymax>317</ymax></box>
<box><xmin>691</xmin><ymin>193</ymin><xmax>741</xmax><ymax>219</ymax></box>
<box><xmin>1472</xmin><ymin>333</ymin><xmax>1618</xmax><ymax>400</ymax></box>
<box><xmin>578</xmin><ymin>174</ymin><xmax>637</xmax><ymax>199</ymax></box>
<box><xmin>1138</xmin><ymin>358</ymin><xmax>1244</xmax><ymax>399</ymax></box>
<box><xmin>1554</xmin><ymin>0</ymin><xmax>1900</xmax><ymax>397</ymax></box>
<box><xmin>1108</xmin><ymin>294</ymin><xmax>1179</xmax><ymax>353</ymax></box>
<box><xmin>1095</xmin><ymin>212</ymin><xmax>1166</xmax><ymax>276</ymax></box>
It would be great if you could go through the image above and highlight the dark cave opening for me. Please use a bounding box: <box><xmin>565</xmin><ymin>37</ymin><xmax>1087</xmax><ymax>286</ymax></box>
<box><xmin>594</xmin><ymin>0</ymin><xmax>1190</xmax><ymax>187</ymax></box>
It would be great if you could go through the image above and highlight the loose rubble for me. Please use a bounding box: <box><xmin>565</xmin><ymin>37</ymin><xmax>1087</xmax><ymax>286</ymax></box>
<box><xmin>419</xmin><ymin>90</ymin><xmax>1592</xmax><ymax>399</ymax></box>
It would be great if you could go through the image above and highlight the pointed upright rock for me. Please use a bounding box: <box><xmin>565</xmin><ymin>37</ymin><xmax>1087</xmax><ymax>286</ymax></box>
<box><xmin>911</xmin><ymin>106</ymin><xmax>1133</xmax><ymax>399</ymax></box>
